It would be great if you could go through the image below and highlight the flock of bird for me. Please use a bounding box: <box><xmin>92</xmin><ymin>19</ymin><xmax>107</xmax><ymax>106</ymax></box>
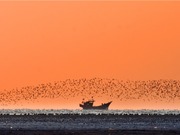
<box><xmin>0</xmin><ymin>78</ymin><xmax>180</xmax><ymax>106</ymax></box>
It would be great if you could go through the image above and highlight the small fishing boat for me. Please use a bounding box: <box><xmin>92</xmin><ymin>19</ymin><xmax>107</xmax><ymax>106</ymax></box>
<box><xmin>79</xmin><ymin>100</ymin><xmax>112</xmax><ymax>110</ymax></box>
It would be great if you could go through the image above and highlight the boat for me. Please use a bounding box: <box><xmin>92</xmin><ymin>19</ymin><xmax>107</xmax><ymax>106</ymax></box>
<box><xmin>79</xmin><ymin>99</ymin><xmax>112</xmax><ymax>110</ymax></box>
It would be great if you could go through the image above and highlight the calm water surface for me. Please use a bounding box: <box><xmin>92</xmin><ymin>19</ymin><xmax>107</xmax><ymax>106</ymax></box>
<box><xmin>0</xmin><ymin>109</ymin><xmax>180</xmax><ymax>131</ymax></box>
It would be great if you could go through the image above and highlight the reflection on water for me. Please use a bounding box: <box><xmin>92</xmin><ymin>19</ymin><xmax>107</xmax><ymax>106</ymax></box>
<box><xmin>1</xmin><ymin>109</ymin><xmax>180</xmax><ymax>115</ymax></box>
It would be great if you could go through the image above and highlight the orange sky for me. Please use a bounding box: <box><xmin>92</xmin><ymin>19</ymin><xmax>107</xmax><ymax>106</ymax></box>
<box><xmin>0</xmin><ymin>1</ymin><xmax>180</xmax><ymax>109</ymax></box>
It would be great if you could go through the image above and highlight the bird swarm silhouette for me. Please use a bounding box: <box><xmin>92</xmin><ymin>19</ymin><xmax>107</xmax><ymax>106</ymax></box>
<box><xmin>0</xmin><ymin>78</ymin><xmax>180</xmax><ymax>106</ymax></box>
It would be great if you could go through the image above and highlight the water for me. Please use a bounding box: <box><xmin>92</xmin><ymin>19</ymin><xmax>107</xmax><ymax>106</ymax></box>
<box><xmin>0</xmin><ymin>109</ymin><xmax>180</xmax><ymax>131</ymax></box>
<box><xmin>0</xmin><ymin>109</ymin><xmax>180</xmax><ymax>115</ymax></box>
